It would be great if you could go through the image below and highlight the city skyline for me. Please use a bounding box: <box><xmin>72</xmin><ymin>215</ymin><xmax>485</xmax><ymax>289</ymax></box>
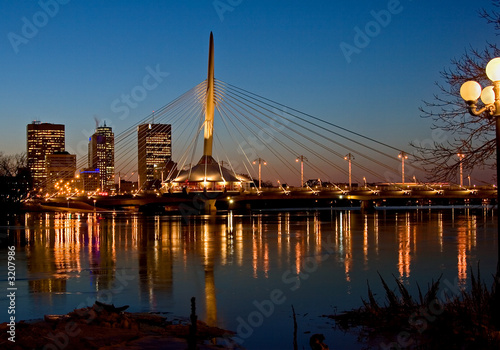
<box><xmin>1</xmin><ymin>1</ymin><xmax>498</xmax><ymax>183</ymax></box>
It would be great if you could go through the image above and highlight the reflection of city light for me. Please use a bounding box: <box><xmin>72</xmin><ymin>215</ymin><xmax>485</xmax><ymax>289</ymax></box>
<box><xmin>132</xmin><ymin>215</ymin><xmax>138</xmax><ymax>247</ymax></box>
<box><xmin>315</xmin><ymin>213</ymin><xmax>322</xmax><ymax>260</ymax></box>
<box><xmin>295</xmin><ymin>242</ymin><xmax>302</xmax><ymax>275</ymax></box>
<box><xmin>306</xmin><ymin>217</ymin><xmax>310</xmax><ymax>249</ymax></box>
<box><xmin>363</xmin><ymin>214</ymin><xmax>368</xmax><ymax>265</ymax></box>
<box><xmin>252</xmin><ymin>230</ymin><xmax>258</xmax><ymax>278</ymax></box>
<box><xmin>339</xmin><ymin>212</ymin><xmax>352</xmax><ymax>283</ymax></box>
<box><xmin>264</xmin><ymin>242</ymin><xmax>269</xmax><ymax>278</ymax></box>
<box><xmin>227</xmin><ymin>211</ymin><xmax>233</xmax><ymax>234</ymax></box>
<box><xmin>456</xmin><ymin>214</ymin><xmax>477</xmax><ymax>287</ymax></box>
<box><xmin>438</xmin><ymin>212</ymin><xmax>443</xmax><ymax>252</ymax></box>
<box><xmin>22</xmin><ymin>209</ymin><xmax>491</xmax><ymax>332</ymax></box>
<box><xmin>220</xmin><ymin>224</ymin><xmax>227</xmax><ymax>266</ymax></box>
<box><xmin>277</xmin><ymin>214</ymin><xmax>282</xmax><ymax>263</ymax></box>
<box><xmin>54</xmin><ymin>213</ymin><xmax>81</xmax><ymax>274</ymax></box>
<box><xmin>202</xmin><ymin>221</ymin><xmax>210</xmax><ymax>267</ymax></box>
<box><xmin>235</xmin><ymin>222</ymin><xmax>243</xmax><ymax>267</ymax></box>
<box><xmin>205</xmin><ymin>268</ymin><xmax>217</xmax><ymax>326</ymax></box>
<box><xmin>458</xmin><ymin>226</ymin><xmax>467</xmax><ymax>285</ymax></box>
<box><xmin>397</xmin><ymin>213</ymin><xmax>411</xmax><ymax>279</ymax></box>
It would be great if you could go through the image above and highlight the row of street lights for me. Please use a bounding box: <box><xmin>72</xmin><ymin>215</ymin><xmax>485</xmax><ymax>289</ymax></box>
<box><xmin>253</xmin><ymin>151</ymin><xmax>417</xmax><ymax>190</ymax></box>
<box><xmin>252</xmin><ymin>156</ymin><xmax>309</xmax><ymax>190</ymax></box>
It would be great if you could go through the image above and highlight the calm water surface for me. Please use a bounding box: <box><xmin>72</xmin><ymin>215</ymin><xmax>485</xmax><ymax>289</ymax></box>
<box><xmin>0</xmin><ymin>208</ymin><xmax>498</xmax><ymax>349</ymax></box>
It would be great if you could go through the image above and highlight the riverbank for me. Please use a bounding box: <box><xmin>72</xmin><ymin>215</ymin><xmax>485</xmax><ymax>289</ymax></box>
<box><xmin>327</xmin><ymin>272</ymin><xmax>500</xmax><ymax>349</ymax></box>
<box><xmin>0</xmin><ymin>302</ymin><xmax>241</xmax><ymax>349</ymax></box>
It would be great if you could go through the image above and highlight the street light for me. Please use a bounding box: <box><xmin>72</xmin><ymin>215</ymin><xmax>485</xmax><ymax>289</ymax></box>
<box><xmin>398</xmin><ymin>151</ymin><xmax>408</xmax><ymax>184</ymax></box>
<box><xmin>457</xmin><ymin>153</ymin><xmax>465</xmax><ymax>187</ymax></box>
<box><xmin>460</xmin><ymin>56</ymin><xmax>500</xmax><ymax>292</ymax></box>
<box><xmin>344</xmin><ymin>153</ymin><xmax>354</xmax><ymax>190</ymax></box>
<box><xmin>296</xmin><ymin>155</ymin><xmax>308</xmax><ymax>188</ymax></box>
<box><xmin>253</xmin><ymin>158</ymin><xmax>267</xmax><ymax>190</ymax></box>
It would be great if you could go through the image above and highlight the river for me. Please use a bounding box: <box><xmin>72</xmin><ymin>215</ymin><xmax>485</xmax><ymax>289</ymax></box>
<box><xmin>0</xmin><ymin>207</ymin><xmax>498</xmax><ymax>349</ymax></box>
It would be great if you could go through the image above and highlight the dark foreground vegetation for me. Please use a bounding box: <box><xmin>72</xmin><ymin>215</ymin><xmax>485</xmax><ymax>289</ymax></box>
<box><xmin>0</xmin><ymin>300</ymin><xmax>239</xmax><ymax>350</ymax></box>
<box><xmin>327</xmin><ymin>269</ymin><xmax>500</xmax><ymax>349</ymax></box>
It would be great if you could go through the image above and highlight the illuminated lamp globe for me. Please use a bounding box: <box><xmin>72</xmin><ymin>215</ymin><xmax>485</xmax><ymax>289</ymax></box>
<box><xmin>481</xmin><ymin>85</ymin><xmax>495</xmax><ymax>105</ymax></box>
<box><xmin>486</xmin><ymin>57</ymin><xmax>500</xmax><ymax>82</ymax></box>
<box><xmin>460</xmin><ymin>81</ymin><xmax>482</xmax><ymax>102</ymax></box>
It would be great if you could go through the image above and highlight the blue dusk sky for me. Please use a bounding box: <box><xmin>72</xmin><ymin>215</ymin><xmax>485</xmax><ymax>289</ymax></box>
<box><xmin>0</xmin><ymin>0</ymin><xmax>497</xmax><ymax>184</ymax></box>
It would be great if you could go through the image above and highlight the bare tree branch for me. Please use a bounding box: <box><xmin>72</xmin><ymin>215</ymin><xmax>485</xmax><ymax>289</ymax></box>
<box><xmin>413</xmin><ymin>2</ymin><xmax>500</xmax><ymax>182</ymax></box>
<box><xmin>0</xmin><ymin>152</ymin><xmax>28</xmax><ymax>177</ymax></box>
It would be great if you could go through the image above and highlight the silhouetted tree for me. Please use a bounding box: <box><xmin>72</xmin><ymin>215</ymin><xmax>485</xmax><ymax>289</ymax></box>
<box><xmin>0</xmin><ymin>152</ymin><xmax>27</xmax><ymax>177</ymax></box>
<box><xmin>412</xmin><ymin>1</ymin><xmax>500</xmax><ymax>182</ymax></box>
<box><xmin>0</xmin><ymin>152</ymin><xmax>31</xmax><ymax>204</ymax></box>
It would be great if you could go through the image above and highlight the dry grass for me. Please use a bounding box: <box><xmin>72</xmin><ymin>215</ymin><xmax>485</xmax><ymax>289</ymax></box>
<box><xmin>328</xmin><ymin>268</ymin><xmax>500</xmax><ymax>349</ymax></box>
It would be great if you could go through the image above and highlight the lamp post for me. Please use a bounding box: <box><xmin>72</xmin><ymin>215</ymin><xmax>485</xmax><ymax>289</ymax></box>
<box><xmin>457</xmin><ymin>153</ymin><xmax>465</xmax><ymax>187</ymax></box>
<box><xmin>296</xmin><ymin>155</ymin><xmax>308</xmax><ymax>188</ymax></box>
<box><xmin>253</xmin><ymin>158</ymin><xmax>267</xmax><ymax>190</ymax></box>
<box><xmin>398</xmin><ymin>151</ymin><xmax>408</xmax><ymax>184</ymax></box>
<box><xmin>344</xmin><ymin>153</ymin><xmax>354</xmax><ymax>190</ymax></box>
<box><xmin>460</xmin><ymin>56</ymin><xmax>500</xmax><ymax>291</ymax></box>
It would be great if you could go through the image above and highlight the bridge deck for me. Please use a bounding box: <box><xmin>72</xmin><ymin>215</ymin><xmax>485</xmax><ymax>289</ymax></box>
<box><xmin>35</xmin><ymin>185</ymin><xmax>497</xmax><ymax>212</ymax></box>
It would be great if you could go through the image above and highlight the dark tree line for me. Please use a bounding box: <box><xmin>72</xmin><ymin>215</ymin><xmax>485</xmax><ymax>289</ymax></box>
<box><xmin>412</xmin><ymin>1</ymin><xmax>500</xmax><ymax>182</ymax></box>
<box><xmin>0</xmin><ymin>152</ymin><xmax>31</xmax><ymax>204</ymax></box>
<box><xmin>0</xmin><ymin>152</ymin><xmax>27</xmax><ymax>177</ymax></box>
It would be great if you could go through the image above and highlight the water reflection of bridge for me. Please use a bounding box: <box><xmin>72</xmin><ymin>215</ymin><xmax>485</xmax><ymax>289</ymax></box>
<box><xmin>40</xmin><ymin>184</ymin><xmax>497</xmax><ymax>213</ymax></box>
<box><xmin>16</xmin><ymin>210</ymin><xmax>489</xmax><ymax>326</ymax></box>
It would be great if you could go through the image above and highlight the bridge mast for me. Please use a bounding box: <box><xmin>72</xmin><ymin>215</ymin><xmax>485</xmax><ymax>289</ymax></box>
<box><xmin>203</xmin><ymin>32</ymin><xmax>215</xmax><ymax>158</ymax></box>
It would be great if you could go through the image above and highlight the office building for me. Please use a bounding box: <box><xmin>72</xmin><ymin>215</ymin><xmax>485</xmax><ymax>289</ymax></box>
<box><xmin>46</xmin><ymin>151</ymin><xmax>76</xmax><ymax>192</ymax></box>
<box><xmin>88</xmin><ymin>124</ymin><xmax>114</xmax><ymax>191</ymax></box>
<box><xmin>138</xmin><ymin>123</ymin><xmax>172</xmax><ymax>189</ymax></box>
<box><xmin>79</xmin><ymin>168</ymin><xmax>101</xmax><ymax>193</ymax></box>
<box><xmin>27</xmin><ymin>121</ymin><xmax>65</xmax><ymax>190</ymax></box>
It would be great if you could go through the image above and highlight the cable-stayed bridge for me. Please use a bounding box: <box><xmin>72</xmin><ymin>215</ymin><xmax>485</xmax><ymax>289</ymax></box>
<box><xmin>35</xmin><ymin>33</ymin><xmax>498</xmax><ymax>213</ymax></box>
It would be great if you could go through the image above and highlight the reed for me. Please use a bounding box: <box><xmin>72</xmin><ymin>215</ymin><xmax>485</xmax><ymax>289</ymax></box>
<box><xmin>329</xmin><ymin>267</ymin><xmax>500</xmax><ymax>349</ymax></box>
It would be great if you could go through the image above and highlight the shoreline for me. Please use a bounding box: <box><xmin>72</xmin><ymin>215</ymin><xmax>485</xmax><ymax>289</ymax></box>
<box><xmin>0</xmin><ymin>302</ymin><xmax>241</xmax><ymax>350</ymax></box>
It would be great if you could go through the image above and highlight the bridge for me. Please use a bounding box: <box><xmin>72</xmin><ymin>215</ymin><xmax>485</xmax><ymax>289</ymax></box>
<box><xmin>33</xmin><ymin>183</ymin><xmax>497</xmax><ymax>214</ymax></box>
<box><xmin>29</xmin><ymin>33</ymin><xmax>498</xmax><ymax>213</ymax></box>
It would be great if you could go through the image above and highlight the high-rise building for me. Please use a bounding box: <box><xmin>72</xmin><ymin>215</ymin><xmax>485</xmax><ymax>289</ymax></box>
<box><xmin>138</xmin><ymin>123</ymin><xmax>172</xmax><ymax>189</ymax></box>
<box><xmin>46</xmin><ymin>151</ymin><xmax>76</xmax><ymax>192</ymax></box>
<box><xmin>79</xmin><ymin>168</ymin><xmax>101</xmax><ymax>193</ymax></box>
<box><xmin>27</xmin><ymin>121</ymin><xmax>65</xmax><ymax>190</ymax></box>
<box><xmin>88</xmin><ymin>124</ymin><xmax>114</xmax><ymax>191</ymax></box>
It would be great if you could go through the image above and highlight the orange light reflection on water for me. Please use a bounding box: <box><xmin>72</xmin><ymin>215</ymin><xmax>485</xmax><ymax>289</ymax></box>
<box><xmin>18</xmin><ymin>209</ymin><xmax>491</xmax><ymax>329</ymax></box>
